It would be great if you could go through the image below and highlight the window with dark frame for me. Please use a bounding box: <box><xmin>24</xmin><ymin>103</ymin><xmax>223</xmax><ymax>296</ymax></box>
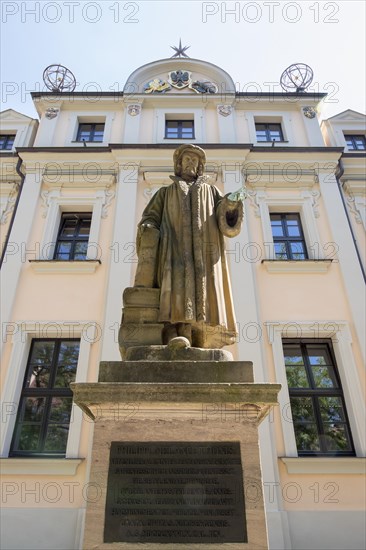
<box><xmin>76</xmin><ymin>123</ymin><xmax>104</xmax><ymax>142</ymax></box>
<box><xmin>270</xmin><ymin>213</ymin><xmax>307</xmax><ymax>260</ymax></box>
<box><xmin>344</xmin><ymin>134</ymin><xmax>366</xmax><ymax>151</ymax></box>
<box><xmin>165</xmin><ymin>120</ymin><xmax>194</xmax><ymax>139</ymax></box>
<box><xmin>10</xmin><ymin>339</ymin><xmax>80</xmax><ymax>456</ymax></box>
<box><xmin>54</xmin><ymin>213</ymin><xmax>92</xmax><ymax>261</ymax></box>
<box><xmin>283</xmin><ymin>339</ymin><xmax>355</xmax><ymax>456</ymax></box>
<box><xmin>0</xmin><ymin>134</ymin><xmax>16</xmax><ymax>150</ymax></box>
<box><xmin>255</xmin><ymin>123</ymin><xmax>283</xmax><ymax>142</ymax></box>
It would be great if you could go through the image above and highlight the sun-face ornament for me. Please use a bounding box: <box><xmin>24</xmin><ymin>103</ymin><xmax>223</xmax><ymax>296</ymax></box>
<box><xmin>303</xmin><ymin>106</ymin><xmax>317</xmax><ymax>119</ymax></box>
<box><xmin>45</xmin><ymin>107</ymin><xmax>59</xmax><ymax>119</ymax></box>
<box><xmin>127</xmin><ymin>105</ymin><xmax>141</xmax><ymax>116</ymax></box>
<box><xmin>217</xmin><ymin>105</ymin><xmax>232</xmax><ymax>117</ymax></box>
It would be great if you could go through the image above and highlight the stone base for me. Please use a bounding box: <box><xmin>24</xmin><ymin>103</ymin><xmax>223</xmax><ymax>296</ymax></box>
<box><xmin>98</xmin><ymin>360</ymin><xmax>253</xmax><ymax>384</ymax></box>
<box><xmin>71</xmin><ymin>360</ymin><xmax>280</xmax><ymax>549</ymax></box>
<box><xmin>119</xmin><ymin>287</ymin><xmax>239</xmax><ymax>358</ymax></box>
<box><xmin>125</xmin><ymin>342</ymin><xmax>234</xmax><ymax>362</ymax></box>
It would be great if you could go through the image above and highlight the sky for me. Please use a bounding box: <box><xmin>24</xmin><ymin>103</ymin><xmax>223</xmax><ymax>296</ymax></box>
<box><xmin>1</xmin><ymin>0</ymin><xmax>365</xmax><ymax>121</ymax></box>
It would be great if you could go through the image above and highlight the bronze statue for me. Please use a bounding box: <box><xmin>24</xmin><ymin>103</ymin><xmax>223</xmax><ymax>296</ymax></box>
<box><xmin>133</xmin><ymin>144</ymin><xmax>243</xmax><ymax>349</ymax></box>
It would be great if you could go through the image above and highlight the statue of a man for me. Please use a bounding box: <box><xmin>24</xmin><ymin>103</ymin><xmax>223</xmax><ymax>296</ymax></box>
<box><xmin>134</xmin><ymin>144</ymin><xmax>243</xmax><ymax>349</ymax></box>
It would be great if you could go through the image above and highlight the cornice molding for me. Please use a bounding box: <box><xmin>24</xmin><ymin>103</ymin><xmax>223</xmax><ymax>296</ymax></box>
<box><xmin>29</xmin><ymin>260</ymin><xmax>101</xmax><ymax>274</ymax></box>
<box><xmin>0</xmin><ymin>458</ymin><xmax>83</xmax><ymax>475</ymax></box>
<box><xmin>280</xmin><ymin>457</ymin><xmax>366</xmax><ymax>474</ymax></box>
<box><xmin>262</xmin><ymin>259</ymin><xmax>332</xmax><ymax>273</ymax></box>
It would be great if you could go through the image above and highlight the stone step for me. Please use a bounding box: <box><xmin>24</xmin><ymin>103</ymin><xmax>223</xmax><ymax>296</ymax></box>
<box><xmin>99</xmin><ymin>360</ymin><xmax>254</xmax><ymax>383</ymax></box>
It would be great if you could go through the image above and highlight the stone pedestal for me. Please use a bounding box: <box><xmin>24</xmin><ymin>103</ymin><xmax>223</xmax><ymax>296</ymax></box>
<box><xmin>71</xmin><ymin>354</ymin><xmax>280</xmax><ymax>550</ymax></box>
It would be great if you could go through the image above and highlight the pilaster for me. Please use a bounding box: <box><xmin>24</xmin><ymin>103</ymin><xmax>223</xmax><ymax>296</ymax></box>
<box><xmin>318</xmin><ymin>172</ymin><xmax>366</xmax><ymax>363</ymax></box>
<box><xmin>0</xmin><ymin>171</ymin><xmax>42</xmax><ymax>358</ymax></box>
<box><xmin>100</xmin><ymin>163</ymin><xmax>139</xmax><ymax>361</ymax></box>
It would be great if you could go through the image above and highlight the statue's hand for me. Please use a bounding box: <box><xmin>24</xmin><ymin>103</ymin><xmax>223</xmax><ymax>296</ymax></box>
<box><xmin>226</xmin><ymin>191</ymin><xmax>240</xmax><ymax>203</ymax></box>
<box><xmin>141</xmin><ymin>223</ymin><xmax>156</xmax><ymax>229</ymax></box>
<box><xmin>226</xmin><ymin>189</ymin><xmax>246</xmax><ymax>203</ymax></box>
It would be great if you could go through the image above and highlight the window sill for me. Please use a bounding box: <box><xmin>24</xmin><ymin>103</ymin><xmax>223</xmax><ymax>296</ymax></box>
<box><xmin>262</xmin><ymin>259</ymin><xmax>333</xmax><ymax>273</ymax></box>
<box><xmin>29</xmin><ymin>260</ymin><xmax>101</xmax><ymax>274</ymax></box>
<box><xmin>280</xmin><ymin>457</ymin><xmax>365</xmax><ymax>475</ymax></box>
<box><xmin>162</xmin><ymin>138</ymin><xmax>196</xmax><ymax>142</ymax></box>
<box><xmin>255</xmin><ymin>141</ymin><xmax>289</xmax><ymax>145</ymax></box>
<box><xmin>0</xmin><ymin>458</ymin><xmax>84</xmax><ymax>476</ymax></box>
<box><xmin>69</xmin><ymin>141</ymin><xmax>107</xmax><ymax>146</ymax></box>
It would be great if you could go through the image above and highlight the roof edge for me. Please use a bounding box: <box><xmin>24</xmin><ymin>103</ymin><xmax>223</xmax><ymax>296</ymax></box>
<box><xmin>15</xmin><ymin>144</ymin><xmax>344</xmax><ymax>154</ymax></box>
<box><xmin>30</xmin><ymin>91</ymin><xmax>328</xmax><ymax>99</ymax></box>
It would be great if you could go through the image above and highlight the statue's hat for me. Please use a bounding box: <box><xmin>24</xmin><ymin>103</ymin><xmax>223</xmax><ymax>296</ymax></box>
<box><xmin>173</xmin><ymin>144</ymin><xmax>206</xmax><ymax>167</ymax></box>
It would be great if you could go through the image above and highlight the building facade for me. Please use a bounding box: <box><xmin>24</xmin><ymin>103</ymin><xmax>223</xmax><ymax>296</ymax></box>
<box><xmin>1</xmin><ymin>57</ymin><xmax>365</xmax><ymax>550</ymax></box>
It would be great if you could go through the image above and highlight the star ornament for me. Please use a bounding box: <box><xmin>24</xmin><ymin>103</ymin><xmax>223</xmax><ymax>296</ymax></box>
<box><xmin>170</xmin><ymin>39</ymin><xmax>190</xmax><ymax>58</ymax></box>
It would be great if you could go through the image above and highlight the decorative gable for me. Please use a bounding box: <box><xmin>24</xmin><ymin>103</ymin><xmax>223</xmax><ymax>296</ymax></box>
<box><xmin>325</xmin><ymin>109</ymin><xmax>366</xmax><ymax>123</ymax></box>
<box><xmin>0</xmin><ymin>109</ymin><xmax>37</xmax><ymax>122</ymax></box>
<box><xmin>123</xmin><ymin>57</ymin><xmax>236</xmax><ymax>96</ymax></box>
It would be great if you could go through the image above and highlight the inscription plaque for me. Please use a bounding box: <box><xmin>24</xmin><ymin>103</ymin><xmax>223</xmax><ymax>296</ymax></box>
<box><xmin>104</xmin><ymin>441</ymin><xmax>247</xmax><ymax>543</ymax></box>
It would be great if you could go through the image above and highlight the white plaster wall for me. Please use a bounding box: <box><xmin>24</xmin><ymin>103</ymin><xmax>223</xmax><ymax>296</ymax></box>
<box><xmin>236</xmin><ymin>110</ymin><xmax>252</xmax><ymax>143</ymax></box>
<box><xmin>286</xmin><ymin>511</ymin><xmax>366</xmax><ymax>550</ymax></box>
<box><xmin>0</xmin><ymin>508</ymin><xmax>84</xmax><ymax>550</ymax></box>
<box><xmin>139</xmin><ymin>108</ymin><xmax>154</xmax><ymax>142</ymax></box>
<box><xmin>205</xmin><ymin>104</ymin><xmax>220</xmax><ymax>142</ymax></box>
<box><xmin>109</xmin><ymin>109</ymin><xmax>124</xmax><ymax>143</ymax></box>
<box><xmin>301</xmin><ymin>113</ymin><xmax>325</xmax><ymax>145</ymax></box>
<box><xmin>34</xmin><ymin>105</ymin><xmax>62</xmax><ymax>146</ymax></box>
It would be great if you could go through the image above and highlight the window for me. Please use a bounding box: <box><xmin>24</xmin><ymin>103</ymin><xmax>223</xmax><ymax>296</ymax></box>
<box><xmin>76</xmin><ymin>123</ymin><xmax>104</xmax><ymax>142</ymax></box>
<box><xmin>344</xmin><ymin>134</ymin><xmax>366</xmax><ymax>151</ymax></box>
<box><xmin>165</xmin><ymin>120</ymin><xmax>194</xmax><ymax>139</ymax></box>
<box><xmin>266</xmin><ymin>321</ymin><xmax>365</xmax><ymax>459</ymax></box>
<box><xmin>283</xmin><ymin>340</ymin><xmax>354</xmax><ymax>456</ymax></box>
<box><xmin>0</xmin><ymin>134</ymin><xmax>16</xmax><ymax>150</ymax></box>
<box><xmin>270</xmin><ymin>213</ymin><xmax>307</xmax><ymax>259</ymax></box>
<box><xmin>10</xmin><ymin>339</ymin><xmax>80</xmax><ymax>456</ymax></box>
<box><xmin>255</xmin><ymin>123</ymin><xmax>283</xmax><ymax>142</ymax></box>
<box><xmin>54</xmin><ymin>213</ymin><xmax>92</xmax><ymax>260</ymax></box>
<box><xmin>256</xmin><ymin>192</ymin><xmax>329</xmax><ymax>270</ymax></box>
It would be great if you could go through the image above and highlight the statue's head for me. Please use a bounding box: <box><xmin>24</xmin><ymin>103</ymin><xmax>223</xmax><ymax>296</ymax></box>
<box><xmin>173</xmin><ymin>144</ymin><xmax>206</xmax><ymax>181</ymax></box>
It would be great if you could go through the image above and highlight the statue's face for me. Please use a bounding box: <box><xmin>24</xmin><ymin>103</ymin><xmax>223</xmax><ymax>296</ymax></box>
<box><xmin>180</xmin><ymin>152</ymin><xmax>200</xmax><ymax>182</ymax></box>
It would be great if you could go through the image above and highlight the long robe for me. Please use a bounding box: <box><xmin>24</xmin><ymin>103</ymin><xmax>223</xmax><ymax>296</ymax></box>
<box><xmin>136</xmin><ymin>175</ymin><xmax>243</xmax><ymax>348</ymax></box>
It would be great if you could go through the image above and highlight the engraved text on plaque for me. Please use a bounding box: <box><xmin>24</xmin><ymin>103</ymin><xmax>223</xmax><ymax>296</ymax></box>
<box><xmin>104</xmin><ymin>441</ymin><xmax>247</xmax><ymax>543</ymax></box>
